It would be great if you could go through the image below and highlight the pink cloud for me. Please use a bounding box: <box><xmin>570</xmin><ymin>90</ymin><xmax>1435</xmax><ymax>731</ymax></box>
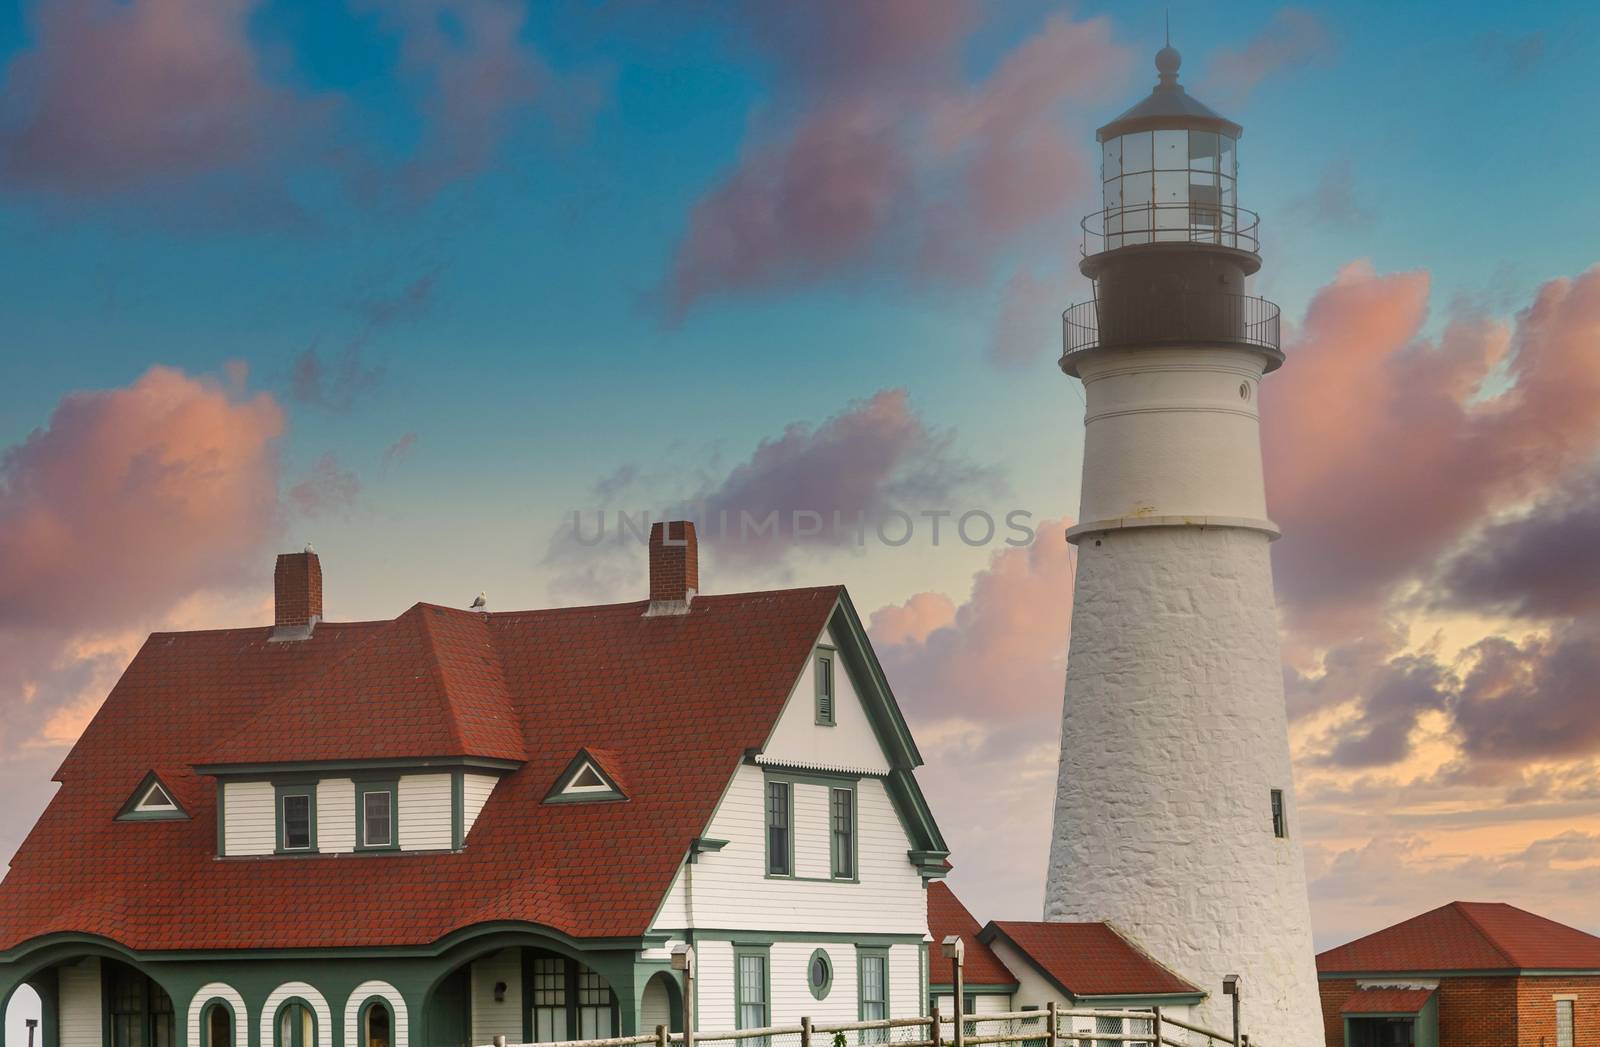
<box><xmin>287</xmin><ymin>454</ymin><xmax>361</xmax><ymax>517</ymax></box>
<box><xmin>1264</xmin><ymin>262</ymin><xmax>1600</xmax><ymax>649</ymax></box>
<box><xmin>0</xmin><ymin>0</ymin><xmax>328</xmax><ymax>194</ymax></box>
<box><xmin>1197</xmin><ymin>8</ymin><xmax>1336</xmax><ymax>108</ymax></box>
<box><xmin>660</xmin><ymin>11</ymin><xmax>1128</xmax><ymax>316</ymax></box>
<box><xmin>0</xmin><ymin>366</ymin><xmax>285</xmax><ymax>757</ymax></box>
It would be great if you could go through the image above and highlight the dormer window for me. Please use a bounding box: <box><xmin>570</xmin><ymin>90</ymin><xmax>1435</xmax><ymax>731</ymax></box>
<box><xmin>357</xmin><ymin>782</ymin><xmax>397</xmax><ymax>850</ymax></box>
<box><xmin>544</xmin><ymin>749</ymin><xmax>626</xmax><ymax>804</ymax></box>
<box><xmin>276</xmin><ymin>787</ymin><xmax>316</xmax><ymax>852</ymax></box>
<box><xmin>116</xmin><ymin>771</ymin><xmax>189</xmax><ymax>821</ymax></box>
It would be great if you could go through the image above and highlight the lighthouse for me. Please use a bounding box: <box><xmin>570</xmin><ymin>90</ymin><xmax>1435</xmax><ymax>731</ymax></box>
<box><xmin>1043</xmin><ymin>44</ymin><xmax>1323</xmax><ymax>1043</ymax></box>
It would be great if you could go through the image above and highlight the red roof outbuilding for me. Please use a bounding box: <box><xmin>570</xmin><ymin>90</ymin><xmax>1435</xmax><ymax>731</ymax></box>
<box><xmin>981</xmin><ymin>920</ymin><xmax>1202</xmax><ymax>999</ymax></box>
<box><xmin>1317</xmin><ymin>901</ymin><xmax>1600</xmax><ymax>974</ymax></box>
<box><xmin>926</xmin><ymin>882</ymin><xmax>1017</xmax><ymax>988</ymax></box>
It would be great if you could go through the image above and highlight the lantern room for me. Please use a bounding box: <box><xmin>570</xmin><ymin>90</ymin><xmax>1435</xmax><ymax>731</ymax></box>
<box><xmin>1086</xmin><ymin>46</ymin><xmax>1252</xmax><ymax>255</ymax></box>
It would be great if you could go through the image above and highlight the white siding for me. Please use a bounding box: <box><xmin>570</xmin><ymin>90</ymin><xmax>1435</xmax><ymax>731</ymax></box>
<box><xmin>399</xmin><ymin>774</ymin><xmax>452</xmax><ymax>850</ymax></box>
<box><xmin>652</xmin><ymin>766</ymin><xmax>925</xmax><ymax>935</ymax></box>
<box><xmin>792</xmin><ymin>783</ymin><xmax>832</xmax><ymax>881</ymax></box>
<box><xmin>693</xmin><ymin>940</ymin><xmax>734</xmax><ymax>1030</ymax></box>
<box><xmin>223</xmin><ymin>781</ymin><xmax>275</xmax><ymax>856</ymax></box>
<box><xmin>318</xmin><ymin>778</ymin><xmax>356</xmax><ymax>853</ymax></box>
<box><xmin>259</xmin><ymin>983</ymin><xmax>332</xmax><ymax>1047</ymax></box>
<box><xmin>770</xmin><ymin>943</ymin><xmax>856</xmax><ymax>1026</ymax></box>
<box><xmin>763</xmin><ymin>625</ymin><xmax>891</xmax><ymax>775</ymax></box>
<box><xmin>462</xmin><ymin>773</ymin><xmax>497</xmax><ymax>841</ymax></box>
<box><xmin>344</xmin><ymin>981</ymin><xmax>410</xmax><ymax>1047</ymax></box>
<box><xmin>58</xmin><ymin>958</ymin><xmax>100</xmax><ymax>1047</ymax></box>
<box><xmin>640</xmin><ymin>975</ymin><xmax>675</xmax><ymax>1033</ymax></box>
<box><xmin>470</xmin><ymin>949</ymin><xmax>523</xmax><ymax>1046</ymax></box>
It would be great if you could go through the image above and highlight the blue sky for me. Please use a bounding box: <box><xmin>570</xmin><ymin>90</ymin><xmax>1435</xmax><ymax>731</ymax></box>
<box><xmin>2</xmin><ymin>2</ymin><xmax>1599</xmax><ymax>999</ymax></box>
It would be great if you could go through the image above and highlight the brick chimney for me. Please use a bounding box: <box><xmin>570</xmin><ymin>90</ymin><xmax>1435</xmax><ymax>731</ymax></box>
<box><xmin>272</xmin><ymin>547</ymin><xmax>323</xmax><ymax>640</ymax></box>
<box><xmin>645</xmin><ymin>520</ymin><xmax>698</xmax><ymax>616</ymax></box>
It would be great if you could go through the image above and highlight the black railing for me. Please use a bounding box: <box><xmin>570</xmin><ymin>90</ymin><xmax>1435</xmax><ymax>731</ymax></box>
<box><xmin>1081</xmin><ymin>203</ymin><xmax>1261</xmax><ymax>256</ymax></box>
<box><xmin>1061</xmin><ymin>292</ymin><xmax>1281</xmax><ymax>360</ymax></box>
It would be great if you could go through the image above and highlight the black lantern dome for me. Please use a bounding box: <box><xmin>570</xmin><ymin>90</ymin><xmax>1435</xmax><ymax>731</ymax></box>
<box><xmin>1062</xmin><ymin>45</ymin><xmax>1282</xmax><ymax>376</ymax></box>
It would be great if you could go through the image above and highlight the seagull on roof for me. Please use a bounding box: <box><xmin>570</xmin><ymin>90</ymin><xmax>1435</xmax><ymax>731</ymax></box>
<box><xmin>470</xmin><ymin>592</ymin><xmax>487</xmax><ymax>610</ymax></box>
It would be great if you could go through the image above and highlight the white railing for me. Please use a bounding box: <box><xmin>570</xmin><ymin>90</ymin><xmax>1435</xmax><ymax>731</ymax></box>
<box><xmin>483</xmin><ymin>1003</ymin><xmax>1255</xmax><ymax>1047</ymax></box>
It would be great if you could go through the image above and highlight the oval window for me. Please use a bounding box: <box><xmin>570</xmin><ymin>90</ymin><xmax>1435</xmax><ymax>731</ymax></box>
<box><xmin>807</xmin><ymin>949</ymin><xmax>832</xmax><ymax>1000</ymax></box>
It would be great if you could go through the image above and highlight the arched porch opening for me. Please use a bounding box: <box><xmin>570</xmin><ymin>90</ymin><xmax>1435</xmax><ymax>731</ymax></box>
<box><xmin>0</xmin><ymin>940</ymin><xmax>185</xmax><ymax>1047</ymax></box>
<box><xmin>639</xmin><ymin>971</ymin><xmax>683</xmax><ymax>1035</ymax></box>
<box><xmin>419</xmin><ymin>930</ymin><xmax>642</xmax><ymax>1046</ymax></box>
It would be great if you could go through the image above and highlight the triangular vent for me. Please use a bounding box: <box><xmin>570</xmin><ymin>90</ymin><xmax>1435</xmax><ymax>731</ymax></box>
<box><xmin>544</xmin><ymin>749</ymin><xmax>626</xmax><ymax>804</ymax></box>
<box><xmin>116</xmin><ymin>772</ymin><xmax>189</xmax><ymax>821</ymax></box>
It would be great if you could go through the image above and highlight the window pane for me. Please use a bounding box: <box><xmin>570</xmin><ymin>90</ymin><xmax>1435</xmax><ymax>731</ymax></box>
<box><xmin>831</xmin><ymin>789</ymin><xmax>853</xmax><ymax>878</ymax></box>
<box><xmin>1557</xmin><ymin>1000</ymin><xmax>1574</xmax><ymax>1047</ymax></box>
<box><xmin>1120</xmin><ymin>132</ymin><xmax>1152</xmax><ymax>174</ymax></box>
<box><xmin>1220</xmin><ymin>136</ymin><xmax>1235</xmax><ymax>180</ymax></box>
<box><xmin>363</xmin><ymin>791</ymin><xmax>391</xmax><ymax>846</ymax></box>
<box><xmin>1154</xmin><ymin>130</ymin><xmax>1186</xmax><ymax>170</ymax></box>
<box><xmin>1103</xmin><ymin>137</ymin><xmax>1121</xmax><ymax>180</ymax></box>
<box><xmin>1188</xmin><ymin>131</ymin><xmax>1218</xmax><ymax>173</ymax></box>
<box><xmin>283</xmin><ymin>795</ymin><xmax>311</xmax><ymax>849</ymax></box>
<box><xmin>766</xmin><ymin>782</ymin><xmax>790</xmax><ymax>875</ymax></box>
<box><xmin>861</xmin><ymin>955</ymin><xmax>887</xmax><ymax>1043</ymax></box>
<box><xmin>1155</xmin><ymin>170</ymin><xmax>1187</xmax><ymax>205</ymax></box>
<box><xmin>365</xmin><ymin>1005</ymin><xmax>391</xmax><ymax>1047</ymax></box>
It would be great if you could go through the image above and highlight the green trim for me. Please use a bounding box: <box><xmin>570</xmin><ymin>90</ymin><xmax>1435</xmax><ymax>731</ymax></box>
<box><xmin>828</xmin><ymin>595</ymin><xmax>923</xmax><ymax>766</ymax></box>
<box><xmin>451</xmin><ymin>770</ymin><xmax>465</xmax><ymax>850</ymax></box>
<box><xmin>928</xmin><ymin>984</ymin><xmax>1019</xmax><ymax>995</ymax></box>
<box><xmin>857</xmin><ymin>946</ymin><xmax>890</xmax><ymax>1025</ymax></box>
<box><xmin>199</xmin><ymin>997</ymin><xmax>238</xmax><ymax>1047</ymax></box>
<box><xmin>272</xmin><ymin>996</ymin><xmax>320</xmax><ymax>1047</ymax></box>
<box><xmin>1074</xmin><ymin>992</ymin><xmax>1207</xmax><ymax>1007</ymax></box>
<box><xmin>651</xmin><ymin>930</ymin><xmax>926</xmax><ymax>945</ymax></box>
<box><xmin>0</xmin><ymin>923</ymin><xmax>667</xmax><ymax>964</ymax></box>
<box><xmin>115</xmin><ymin>771</ymin><xmax>189</xmax><ymax>822</ymax></box>
<box><xmin>733</xmin><ymin>945</ymin><xmax>772</xmax><ymax>1031</ymax></box>
<box><xmin>195</xmin><ymin>756</ymin><xmax>523</xmax><ymax>777</ymax></box>
<box><xmin>543</xmin><ymin>749</ymin><xmax>627</xmax><ymax>804</ymax></box>
<box><xmin>274</xmin><ymin>784</ymin><xmax>318</xmax><ymax>854</ymax></box>
<box><xmin>762</xmin><ymin>778</ymin><xmax>794</xmax><ymax>878</ymax></box>
<box><xmin>1318</xmin><ymin>968</ymin><xmax>1600</xmax><ymax>978</ymax></box>
<box><xmin>358</xmin><ymin>994</ymin><xmax>396</xmax><ymax>1047</ymax></box>
<box><xmin>814</xmin><ymin>651</ymin><xmax>836</xmax><ymax>726</ymax></box>
<box><xmin>687</xmin><ymin>838</ymin><xmax>729</xmax><ymax>864</ymax></box>
<box><xmin>806</xmin><ymin>948</ymin><xmax>834</xmax><ymax>1002</ymax></box>
<box><xmin>355</xmin><ymin>780</ymin><xmax>400</xmax><ymax>851</ymax></box>
<box><xmin>828</xmin><ymin>783</ymin><xmax>858</xmax><ymax>880</ymax></box>
<box><xmin>758</xmin><ymin>767</ymin><xmax>866</xmax><ymax>787</ymax></box>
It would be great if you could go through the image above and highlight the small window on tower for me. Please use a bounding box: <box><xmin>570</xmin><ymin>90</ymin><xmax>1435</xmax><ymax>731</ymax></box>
<box><xmin>1270</xmin><ymin>789</ymin><xmax>1287</xmax><ymax>839</ymax></box>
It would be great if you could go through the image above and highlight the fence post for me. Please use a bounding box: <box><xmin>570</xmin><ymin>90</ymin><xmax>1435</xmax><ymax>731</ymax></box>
<box><xmin>1046</xmin><ymin>1001</ymin><xmax>1058</xmax><ymax>1047</ymax></box>
<box><xmin>1151</xmin><ymin>1007</ymin><xmax>1162</xmax><ymax>1047</ymax></box>
<box><xmin>658</xmin><ymin>1026</ymin><xmax>670</xmax><ymax>1047</ymax></box>
<box><xmin>802</xmin><ymin>1016</ymin><xmax>813</xmax><ymax>1047</ymax></box>
<box><xmin>931</xmin><ymin>1005</ymin><xmax>943</xmax><ymax>1047</ymax></box>
<box><xmin>951</xmin><ymin>959</ymin><xmax>964</xmax><ymax>1047</ymax></box>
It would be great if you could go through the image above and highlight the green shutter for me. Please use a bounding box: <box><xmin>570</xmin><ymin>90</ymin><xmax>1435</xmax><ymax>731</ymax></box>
<box><xmin>815</xmin><ymin>652</ymin><xmax>835</xmax><ymax>726</ymax></box>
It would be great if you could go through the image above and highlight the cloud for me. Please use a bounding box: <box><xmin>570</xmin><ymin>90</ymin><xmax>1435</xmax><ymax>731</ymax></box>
<box><xmin>359</xmin><ymin>269</ymin><xmax>439</xmax><ymax>330</ymax></box>
<box><xmin>383</xmin><ymin>432</ymin><xmax>419</xmax><ymax>469</ymax></box>
<box><xmin>659</xmin><ymin>10</ymin><xmax>1127</xmax><ymax>316</ymax></box>
<box><xmin>1452</xmin><ymin>623</ymin><xmax>1600</xmax><ymax>766</ymax></box>
<box><xmin>1437</xmin><ymin>468</ymin><xmax>1600</xmax><ymax>619</ymax></box>
<box><xmin>987</xmin><ymin>271</ymin><xmax>1062</xmax><ymax>368</ymax></box>
<box><xmin>290</xmin><ymin>345</ymin><xmax>385</xmax><ymax>410</ymax></box>
<box><xmin>287</xmin><ymin>454</ymin><xmax>360</xmax><ymax>517</ymax></box>
<box><xmin>0</xmin><ymin>366</ymin><xmax>284</xmax><ymax>752</ymax></box>
<box><xmin>867</xmin><ymin>518</ymin><xmax>1074</xmax><ymax>920</ymax></box>
<box><xmin>1264</xmin><ymin>262</ymin><xmax>1600</xmax><ymax>650</ymax></box>
<box><xmin>1197</xmin><ymin>8</ymin><xmax>1336</xmax><ymax>108</ymax></box>
<box><xmin>0</xmin><ymin>0</ymin><xmax>330</xmax><ymax>196</ymax></box>
<box><xmin>1288</xmin><ymin>158</ymin><xmax>1374</xmax><ymax>230</ymax></box>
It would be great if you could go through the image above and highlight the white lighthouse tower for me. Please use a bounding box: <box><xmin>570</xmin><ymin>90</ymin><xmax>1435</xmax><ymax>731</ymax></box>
<box><xmin>1043</xmin><ymin>45</ymin><xmax>1322</xmax><ymax>1043</ymax></box>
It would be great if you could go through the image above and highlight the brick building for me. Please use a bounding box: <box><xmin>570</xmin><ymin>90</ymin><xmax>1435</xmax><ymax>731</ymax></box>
<box><xmin>1318</xmin><ymin>901</ymin><xmax>1600</xmax><ymax>1047</ymax></box>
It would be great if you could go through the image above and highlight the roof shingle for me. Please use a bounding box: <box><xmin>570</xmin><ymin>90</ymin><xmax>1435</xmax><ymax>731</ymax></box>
<box><xmin>1317</xmin><ymin>901</ymin><xmax>1600</xmax><ymax>973</ymax></box>
<box><xmin>926</xmin><ymin>882</ymin><xmax>1016</xmax><ymax>987</ymax></box>
<box><xmin>983</xmin><ymin>921</ymin><xmax>1200</xmax><ymax>998</ymax></box>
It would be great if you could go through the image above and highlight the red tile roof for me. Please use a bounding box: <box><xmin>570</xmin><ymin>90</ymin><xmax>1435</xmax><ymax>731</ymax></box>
<box><xmin>0</xmin><ymin>587</ymin><xmax>844</xmax><ymax>952</ymax></box>
<box><xmin>983</xmin><ymin>921</ymin><xmax>1201</xmax><ymax>998</ymax></box>
<box><xmin>926</xmin><ymin>882</ymin><xmax>1016</xmax><ymax>987</ymax></box>
<box><xmin>1317</xmin><ymin>902</ymin><xmax>1600</xmax><ymax>973</ymax></box>
<box><xmin>204</xmin><ymin>603</ymin><xmax>527</xmax><ymax>765</ymax></box>
<box><xmin>1339</xmin><ymin>988</ymin><xmax>1435</xmax><ymax>1015</ymax></box>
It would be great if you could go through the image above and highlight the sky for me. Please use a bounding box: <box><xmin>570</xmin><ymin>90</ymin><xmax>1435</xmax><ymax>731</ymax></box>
<box><xmin>2</xmin><ymin>0</ymin><xmax>1600</xmax><ymax>1015</ymax></box>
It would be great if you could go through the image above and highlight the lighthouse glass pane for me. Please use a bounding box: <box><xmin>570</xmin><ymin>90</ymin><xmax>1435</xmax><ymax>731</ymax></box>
<box><xmin>1154</xmin><ymin>129</ymin><xmax>1186</xmax><ymax>169</ymax></box>
<box><xmin>1121</xmin><ymin>131</ymin><xmax>1152</xmax><ymax>174</ymax></box>
<box><xmin>1220</xmin><ymin>135</ymin><xmax>1236</xmax><ymax>179</ymax></box>
<box><xmin>1189</xmin><ymin>130</ymin><xmax>1219</xmax><ymax>173</ymax></box>
<box><xmin>1103</xmin><ymin>137</ymin><xmax>1120</xmax><ymax>180</ymax></box>
<box><xmin>1155</xmin><ymin>172</ymin><xmax>1187</xmax><ymax>240</ymax></box>
<box><xmin>1122</xmin><ymin>174</ymin><xmax>1151</xmax><ymax>245</ymax></box>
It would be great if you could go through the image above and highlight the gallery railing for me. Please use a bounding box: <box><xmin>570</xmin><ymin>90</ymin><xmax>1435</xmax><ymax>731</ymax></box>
<box><xmin>1061</xmin><ymin>292</ymin><xmax>1280</xmax><ymax>365</ymax></box>
<box><xmin>1080</xmin><ymin>203</ymin><xmax>1262</xmax><ymax>257</ymax></box>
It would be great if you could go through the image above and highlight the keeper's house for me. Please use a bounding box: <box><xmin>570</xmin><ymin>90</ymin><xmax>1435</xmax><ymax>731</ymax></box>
<box><xmin>0</xmin><ymin>522</ymin><xmax>949</xmax><ymax>1047</ymax></box>
<box><xmin>1317</xmin><ymin>901</ymin><xmax>1600</xmax><ymax>1047</ymax></box>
